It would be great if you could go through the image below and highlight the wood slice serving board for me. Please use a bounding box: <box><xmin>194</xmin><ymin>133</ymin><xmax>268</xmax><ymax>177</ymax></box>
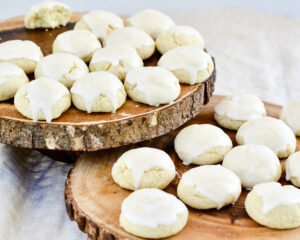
<box><xmin>65</xmin><ymin>95</ymin><xmax>300</xmax><ymax>240</ymax></box>
<box><xmin>0</xmin><ymin>14</ymin><xmax>215</xmax><ymax>151</ymax></box>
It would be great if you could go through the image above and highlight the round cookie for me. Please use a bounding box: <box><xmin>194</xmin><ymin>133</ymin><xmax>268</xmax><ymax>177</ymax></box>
<box><xmin>120</xmin><ymin>188</ymin><xmax>188</xmax><ymax>239</ymax></box>
<box><xmin>157</xmin><ymin>46</ymin><xmax>214</xmax><ymax>85</ymax></box>
<box><xmin>52</xmin><ymin>30</ymin><xmax>101</xmax><ymax>62</ymax></box>
<box><xmin>156</xmin><ymin>25</ymin><xmax>205</xmax><ymax>54</ymax></box>
<box><xmin>126</xmin><ymin>9</ymin><xmax>175</xmax><ymax>39</ymax></box>
<box><xmin>281</xmin><ymin>100</ymin><xmax>300</xmax><ymax>136</ymax></box>
<box><xmin>104</xmin><ymin>27</ymin><xmax>155</xmax><ymax>60</ymax></box>
<box><xmin>214</xmin><ymin>94</ymin><xmax>266</xmax><ymax>130</ymax></box>
<box><xmin>286</xmin><ymin>152</ymin><xmax>300</xmax><ymax>187</ymax></box>
<box><xmin>14</xmin><ymin>77</ymin><xmax>71</xmax><ymax>122</ymax></box>
<box><xmin>74</xmin><ymin>10</ymin><xmax>124</xmax><ymax>43</ymax></box>
<box><xmin>0</xmin><ymin>62</ymin><xmax>29</xmax><ymax>101</ymax></box>
<box><xmin>177</xmin><ymin>165</ymin><xmax>241</xmax><ymax>210</ymax></box>
<box><xmin>236</xmin><ymin>116</ymin><xmax>296</xmax><ymax>158</ymax></box>
<box><xmin>70</xmin><ymin>71</ymin><xmax>126</xmax><ymax>113</ymax></box>
<box><xmin>245</xmin><ymin>182</ymin><xmax>300</xmax><ymax>229</ymax></box>
<box><xmin>89</xmin><ymin>45</ymin><xmax>143</xmax><ymax>81</ymax></box>
<box><xmin>174</xmin><ymin>124</ymin><xmax>232</xmax><ymax>165</ymax></box>
<box><xmin>0</xmin><ymin>40</ymin><xmax>43</xmax><ymax>74</ymax></box>
<box><xmin>112</xmin><ymin>147</ymin><xmax>175</xmax><ymax>190</ymax></box>
<box><xmin>24</xmin><ymin>0</ymin><xmax>71</xmax><ymax>29</ymax></box>
<box><xmin>222</xmin><ymin>145</ymin><xmax>282</xmax><ymax>188</ymax></box>
<box><xmin>35</xmin><ymin>53</ymin><xmax>89</xmax><ymax>88</ymax></box>
<box><xmin>124</xmin><ymin>66</ymin><xmax>180</xmax><ymax>106</ymax></box>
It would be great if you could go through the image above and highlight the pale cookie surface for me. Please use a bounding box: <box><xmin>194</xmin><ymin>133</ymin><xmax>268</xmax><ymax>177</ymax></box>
<box><xmin>74</xmin><ymin>10</ymin><xmax>124</xmax><ymax>42</ymax></box>
<box><xmin>177</xmin><ymin>165</ymin><xmax>241</xmax><ymax>210</ymax></box>
<box><xmin>52</xmin><ymin>30</ymin><xmax>101</xmax><ymax>62</ymax></box>
<box><xmin>120</xmin><ymin>188</ymin><xmax>188</xmax><ymax>239</ymax></box>
<box><xmin>14</xmin><ymin>77</ymin><xmax>71</xmax><ymax>122</ymax></box>
<box><xmin>70</xmin><ymin>71</ymin><xmax>126</xmax><ymax>113</ymax></box>
<box><xmin>124</xmin><ymin>66</ymin><xmax>180</xmax><ymax>106</ymax></box>
<box><xmin>24</xmin><ymin>0</ymin><xmax>71</xmax><ymax>29</ymax></box>
<box><xmin>236</xmin><ymin>116</ymin><xmax>296</xmax><ymax>158</ymax></box>
<box><xmin>174</xmin><ymin>124</ymin><xmax>232</xmax><ymax>165</ymax></box>
<box><xmin>286</xmin><ymin>152</ymin><xmax>300</xmax><ymax>187</ymax></box>
<box><xmin>281</xmin><ymin>100</ymin><xmax>300</xmax><ymax>136</ymax></box>
<box><xmin>156</xmin><ymin>25</ymin><xmax>205</xmax><ymax>54</ymax></box>
<box><xmin>89</xmin><ymin>45</ymin><xmax>143</xmax><ymax>80</ymax></box>
<box><xmin>35</xmin><ymin>53</ymin><xmax>89</xmax><ymax>88</ymax></box>
<box><xmin>214</xmin><ymin>94</ymin><xmax>266</xmax><ymax>130</ymax></box>
<box><xmin>245</xmin><ymin>182</ymin><xmax>300</xmax><ymax>229</ymax></box>
<box><xmin>105</xmin><ymin>27</ymin><xmax>155</xmax><ymax>60</ymax></box>
<box><xmin>158</xmin><ymin>46</ymin><xmax>214</xmax><ymax>84</ymax></box>
<box><xmin>222</xmin><ymin>145</ymin><xmax>281</xmax><ymax>188</ymax></box>
<box><xmin>126</xmin><ymin>9</ymin><xmax>175</xmax><ymax>39</ymax></box>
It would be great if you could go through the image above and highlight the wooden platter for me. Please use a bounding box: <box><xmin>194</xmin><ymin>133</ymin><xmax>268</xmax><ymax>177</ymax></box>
<box><xmin>0</xmin><ymin>14</ymin><xmax>216</xmax><ymax>151</ymax></box>
<box><xmin>65</xmin><ymin>95</ymin><xmax>300</xmax><ymax>240</ymax></box>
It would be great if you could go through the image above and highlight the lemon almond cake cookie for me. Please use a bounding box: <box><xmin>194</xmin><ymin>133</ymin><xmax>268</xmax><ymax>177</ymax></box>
<box><xmin>281</xmin><ymin>100</ymin><xmax>300</xmax><ymax>136</ymax></box>
<box><xmin>285</xmin><ymin>152</ymin><xmax>300</xmax><ymax>187</ymax></box>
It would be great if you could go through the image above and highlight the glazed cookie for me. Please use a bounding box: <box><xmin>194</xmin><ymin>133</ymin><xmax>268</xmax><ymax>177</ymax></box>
<box><xmin>214</xmin><ymin>94</ymin><xmax>266</xmax><ymax>130</ymax></box>
<box><xmin>286</xmin><ymin>152</ymin><xmax>300</xmax><ymax>187</ymax></box>
<box><xmin>120</xmin><ymin>188</ymin><xmax>188</xmax><ymax>239</ymax></box>
<box><xmin>156</xmin><ymin>25</ymin><xmax>205</xmax><ymax>54</ymax></box>
<box><xmin>52</xmin><ymin>30</ymin><xmax>101</xmax><ymax>62</ymax></box>
<box><xmin>70</xmin><ymin>71</ymin><xmax>126</xmax><ymax>113</ymax></box>
<box><xmin>14</xmin><ymin>77</ymin><xmax>71</xmax><ymax>122</ymax></box>
<box><xmin>35</xmin><ymin>53</ymin><xmax>89</xmax><ymax>88</ymax></box>
<box><xmin>281</xmin><ymin>100</ymin><xmax>300</xmax><ymax>136</ymax></box>
<box><xmin>74</xmin><ymin>10</ymin><xmax>124</xmax><ymax>43</ymax></box>
<box><xmin>0</xmin><ymin>40</ymin><xmax>43</xmax><ymax>74</ymax></box>
<box><xmin>0</xmin><ymin>62</ymin><xmax>29</xmax><ymax>101</ymax></box>
<box><xmin>105</xmin><ymin>27</ymin><xmax>155</xmax><ymax>60</ymax></box>
<box><xmin>126</xmin><ymin>9</ymin><xmax>175</xmax><ymax>39</ymax></box>
<box><xmin>177</xmin><ymin>165</ymin><xmax>241</xmax><ymax>210</ymax></box>
<box><xmin>25</xmin><ymin>0</ymin><xmax>71</xmax><ymax>29</ymax></box>
<box><xmin>157</xmin><ymin>46</ymin><xmax>214</xmax><ymax>84</ymax></box>
<box><xmin>174</xmin><ymin>124</ymin><xmax>232</xmax><ymax>165</ymax></box>
<box><xmin>124</xmin><ymin>66</ymin><xmax>180</xmax><ymax>106</ymax></box>
<box><xmin>245</xmin><ymin>182</ymin><xmax>300</xmax><ymax>229</ymax></box>
<box><xmin>222</xmin><ymin>145</ymin><xmax>281</xmax><ymax>188</ymax></box>
<box><xmin>236</xmin><ymin>117</ymin><xmax>296</xmax><ymax>158</ymax></box>
<box><xmin>89</xmin><ymin>45</ymin><xmax>143</xmax><ymax>81</ymax></box>
<box><xmin>111</xmin><ymin>147</ymin><xmax>175</xmax><ymax>190</ymax></box>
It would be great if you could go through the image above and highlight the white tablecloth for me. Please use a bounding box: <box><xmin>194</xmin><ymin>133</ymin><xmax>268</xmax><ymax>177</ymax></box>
<box><xmin>0</xmin><ymin>9</ymin><xmax>300</xmax><ymax>240</ymax></box>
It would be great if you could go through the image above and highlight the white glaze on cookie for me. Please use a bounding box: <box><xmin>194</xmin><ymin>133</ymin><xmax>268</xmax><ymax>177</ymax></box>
<box><xmin>286</xmin><ymin>152</ymin><xmax>300</xmax><ymax>183</ymax></box>
<box><xmin>0</xmin><ymin>62</ymin><xmax>24</xmax><ymax>84</ymax></box>
<box><xmin>120</xmin><ymin>188</ymin><xmax>187</xmax><ymax>228</ymax></box>
<box><xmin>29</xmin><ymin>0</ymin><xmax>70</xmax><ymax>12</ymax></box>
<box><xmin>281</xmin><ymin>100</ymin><xmax>300</xmax><ymax>135</ymax></box>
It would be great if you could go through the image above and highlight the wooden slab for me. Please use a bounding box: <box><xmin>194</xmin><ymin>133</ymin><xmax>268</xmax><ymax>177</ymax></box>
<box><xmin>0</xmin><ymin>14</ymin><xmax>216</xmax><ymax>151</ymax></box>
<box><xmin>65</xmin><ymin>95</ymin><xmax>300</xmax><ymax>240</ymax></box>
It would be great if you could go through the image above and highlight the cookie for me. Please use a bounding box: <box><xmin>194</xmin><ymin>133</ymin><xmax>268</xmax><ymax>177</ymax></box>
<box><xmin>281</xmin><ymin>100</ymin><xmax>300</xmax><ymax>136</ymax></box>
<box><xmin>285</xmin><ymin>152</ymin><xmax>300</xmax><ymax>187</ymax></box>
<box><xmin>104</xmin><ymin>27</ymin><xmax>155</xmax><ymax>60</ymax></box>
<box><xmin>112</xmin><ymin>147</ymin><xmax>175</xmax><ymax>190</ymax></box>
<box><xmin>35</xmin><ymin>53</ymin><xmax>89</xmax><ymax>88</ymax></box>
<box><xmin>174</xmin><ymin>124</ymin><xmax>232</xmax><ymax>165</ymax></box>
<box><xmin>245</xmin><ymin>182</ymin><xmax>300</xmax><ymax>229</ymax></box>
<box><xmin>24</xmin><ymin>0</ymin><xmax>71</xmax><ymax>29</ymax></box>
<box><xmin>0</xmin><ymin>62</ymin><xmax>29</xmax><ymax>101</ymax></box>
<box><xmin>236</xmin><ymin>116</ymin><xmax>296</xmax><ymax>158</ymax></box>
<box><xmin>156</xmin><ymin>25</ymin><xmax>204</xmax><ymax>54</ymax></box>
<box><xmin>52</xmin><ymin>30</ymin><xmax>101</xmax><ymax>62</ymax></box>
<box><xmin>157</xmin><ymin>46</ymin><xmax>214</xmax><ymax>85</ymax></box>
<box><xmin>214</xmin><ymin>94</ymin><xmax>266</xmax><ymax>130</ymax></box>
<box><xmin>124</xmin><ymin>66</ymin><xmax>180</xmax><ymax>106</ymax></box>
<box><xmin>177</xmin><ymin>165</ymin><xmax>241</xmax><ymax>210</ymax></box>
<box><xmin>126</xmin><ymin>9</ymin><xmax>175</xmax><ymax>39</ymax></box>
<box><xmin>70</xmin><ymin>71</ymin><xmax>126</xmax><ymax>113</ymax></box>
<box><xmin>14</xmin><ymin>77</ymin><xmax>71</xmax><ymax>122</ymax></box>
<box><xmin>89</xmin><ymin>45</ymin><xmax>143</xmax><ymax>81</ymax></box>
<box><xmin>222</xmin><ymin>145</ymin><xmax>281</xmax><ymax>188</ymax></box>
<box><xmin>0</xmin><ymin>40</ymin><xmax>43</xmax><ymax>74</ymax></box>
<box><xmin>120</xmin><ymin>188</ymin><xmax>188</xmax><ymax>239</ymax></box>
<box><xmin>74</xmin><ymin>10</ymin><xmax>123</xmax><ymax>43</ymax></box>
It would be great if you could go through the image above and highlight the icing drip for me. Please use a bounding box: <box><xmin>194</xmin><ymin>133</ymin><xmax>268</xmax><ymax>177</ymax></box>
<box><xmin>285</xmin><ymin>151</ymin><xmax>300</xmax><ymax>182</ymax></box>
<box><xmin>0</xmin><ymin>62</ymin><xmax>24</xmax><ymax>84</ymax></box>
